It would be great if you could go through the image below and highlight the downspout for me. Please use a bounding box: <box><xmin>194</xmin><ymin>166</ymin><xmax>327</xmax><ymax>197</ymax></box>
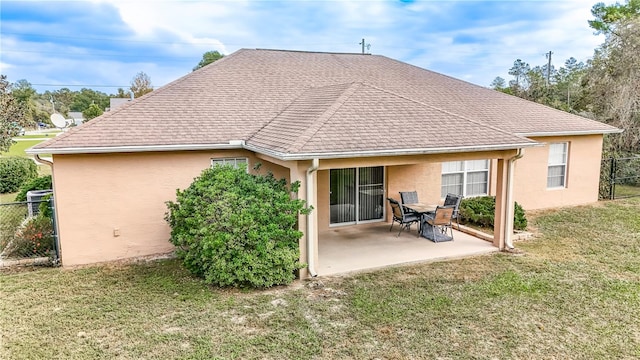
<box><xmin>306</xmin><ymin>158</ymin><xmax>319</xmax><ymax>277</ymax></box>
<box><xmin>504</xmin><ymin>148</ymin><xmax>524</xmax><ymax>250</ymax></box>
<box><xmin>34</xmin><ymin>154</ymin><xmax>53</xmax><ymax>167</ymax></box>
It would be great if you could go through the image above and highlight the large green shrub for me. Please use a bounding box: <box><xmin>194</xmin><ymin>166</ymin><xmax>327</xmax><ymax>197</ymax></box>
<box><xmin>459</xmin><ymin>196</ymin><xmax>527</xmax><ymax>231</ymax></box>
<box><xmin>0</xmin><ymin>157</ymin><xmax>37</xmax><ymax>194</ymax></box>
<box><xmin>14</xmin><ymin>175</ymin><xmax>52</xmax><ymax>201</ymax></box>
<box><xmin>165</xmin><ymin>164</ymin><xmax>310</xmax><ymax>288</ymax></box>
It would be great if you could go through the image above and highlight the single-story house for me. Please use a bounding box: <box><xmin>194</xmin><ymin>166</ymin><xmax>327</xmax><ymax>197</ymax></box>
<box><xmin>29</xmin><ymin>49</ymin><xmax>620</xmax><ymax>276</ymax></box>
<box><xmin>67</xmin><ymin>112</ymin><xmax>85</xmax><ymax>126</ymax></box>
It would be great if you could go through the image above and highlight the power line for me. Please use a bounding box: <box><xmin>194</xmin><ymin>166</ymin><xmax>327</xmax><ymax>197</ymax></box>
<box><xmin>30</xmin><ymin>84</ymin><xmax>131</xmax><ymax>88</ymax></box>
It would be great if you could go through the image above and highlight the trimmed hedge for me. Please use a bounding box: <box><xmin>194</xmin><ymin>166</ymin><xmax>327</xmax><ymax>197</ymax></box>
<box><xmin>0</xmin><ymin>157</ymin><xmax>37</xmax><ymax>194</ymax></box>
<box><xmin>459</xmin><ymin>196</ymin><xmax>527</xmax><ymax>231</ymax></box>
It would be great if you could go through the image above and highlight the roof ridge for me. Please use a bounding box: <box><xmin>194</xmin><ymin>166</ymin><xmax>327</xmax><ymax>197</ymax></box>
<box><xmin>287</xmin><ymin>82</ymin><xmax>361</xmax><ymax>153</ymax></box>
<box><xmin>364</xmin><ymin>83</ymin><xmax>532</xmax><ymax>141</ymax></box>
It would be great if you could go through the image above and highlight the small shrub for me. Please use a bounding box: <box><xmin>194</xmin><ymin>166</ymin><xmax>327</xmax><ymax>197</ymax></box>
<box><xmin>14</xmin><ymin>175</ymin><xmax>52</xmax><ymax>201</ymax></box>
<box><xmin>165</xmin><ymin>164</ymin><xmax>310</xmax><ymax>288</ymax></box>
<box><xmin>5</xmin><ymin>215</ymin><xmax>54</xmax><ymax>258</ymax></box>
<box><xmin>459</xmin><ymin>196</ymin><xmax>527</xmax><ymax>231</ymax></box>
<box><xmin>37</xmin><ymin>194</ymin><xmax>53</xmax><ymax>218</ymax></box>
<box><xmin>0</xmin><ymin>157</ymin><xmax>37</xmax><ymax>194</ymax></box>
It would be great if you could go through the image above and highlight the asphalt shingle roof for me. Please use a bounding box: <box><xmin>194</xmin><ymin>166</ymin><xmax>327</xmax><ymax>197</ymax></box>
<box><xmin>33</xmin><ymin>48</ymin><xmax>619</xmax><ymax>158</ymax></box>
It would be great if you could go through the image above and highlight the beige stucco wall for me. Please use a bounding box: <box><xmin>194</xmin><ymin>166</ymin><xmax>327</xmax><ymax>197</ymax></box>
<box><xmin>510</xmin><ymin>134</ymin><xmax>603</xmax><ymax>210</ymax></box>
<box><xmin>314</xmin><ymin>150</ymin><xmax>516</xmax><ymax>231</ymax></box>
<box><xmin>52</xmin><ymin>150</ymin><xmax>289</xmax><ymax>266</ymax></box>
<box><xmin>53</xmin><ymin>136</ymin><xmax>604</xmax><ymax>270</ymax></box>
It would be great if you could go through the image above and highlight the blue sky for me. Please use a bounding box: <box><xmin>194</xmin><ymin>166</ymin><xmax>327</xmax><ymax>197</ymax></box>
<box><xmin>1</xmin><ymin>0</ymin><xmax>607</xmax><ymax>94</ymax></box>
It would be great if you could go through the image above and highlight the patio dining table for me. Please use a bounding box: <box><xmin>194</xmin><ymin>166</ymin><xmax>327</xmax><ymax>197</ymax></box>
<box><xmin>403</xmin><ymin>203</ymin><xmax>438</xmax><ymax>215</ymax></box>
<box><xmin>403</xmin><ymin>203</ymin><xmax>447</xmax><ymax>241</ymax></box>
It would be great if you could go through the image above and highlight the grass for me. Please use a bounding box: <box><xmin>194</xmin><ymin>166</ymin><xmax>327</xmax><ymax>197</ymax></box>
<box><xmin>2</xmin><ymin>199</ymin><xmax>640</xmax><ymax>359</ymax></box>
<box><xmin>17</xmin><ymin>134</ymin><xmax>58</xmax><ymax>139</ymax></box>
<box><xmin>614</xmin><ymin>184</ymin><xmax>640</xmax><ymax>198</ymax></box>
<box><xmin>0</xmin><ymin>140</ymin><xmax>43</xmax><ymax>157</ymax></box>
<box><xmin>0</xmin><ymin>134</ymin><xmax>54</xmax><ymax>158</ymax></box>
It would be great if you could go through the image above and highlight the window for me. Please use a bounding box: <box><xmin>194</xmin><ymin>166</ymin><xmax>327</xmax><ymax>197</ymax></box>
<box><xmin>211</xmin><ymin>157</ymin><xmax>248</xmax><ymax>169</ymax></box>
<box><xmin>441</xmin><ymin>160</ymin><xmax>489</xmax><ymax>198</ymax></box>
<box><xmin>547</xmin><ymin>143</ymin><xmax>568</xmax><ymax>188</ymax></box>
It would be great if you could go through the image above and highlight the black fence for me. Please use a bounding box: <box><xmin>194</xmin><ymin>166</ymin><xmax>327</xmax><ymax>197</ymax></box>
<box><xmin>600</xmin><ymin>156</ymin><xmax>640</xmax><ymax>200</ymax></box>
<box><xmin>0</xmin><ymin>198</ymin><xmax>59</xmax><ymax>267</ymax></box>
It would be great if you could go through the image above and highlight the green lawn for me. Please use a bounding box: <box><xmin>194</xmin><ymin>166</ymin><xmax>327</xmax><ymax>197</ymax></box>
<box><xmin>1</xmin><ymin>199</ymin><xmax>640</xmax><ymax>359</ymax></box>
<box><xmin>0</xmin><ymin>133</ymin><xmax>56</xmax><ymax>158</ymax></box>
<box><xmin>0</xmin><ymin>140</ymin><xmax>43</xmax><ymax>157</ymax></box>
<box><xmin>18</xmin><ymin>133</ymin><xmax>59</xmax><ymax>139</ymax></box>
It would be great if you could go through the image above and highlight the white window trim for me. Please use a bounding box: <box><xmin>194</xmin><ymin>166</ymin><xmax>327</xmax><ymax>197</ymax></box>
<box><xmin>441</xmin><ymin>160</ymin><xmax>490</xmax><ymax>198</ymax></box>
<box><xmin>547</xmin><ymin>142</ymin><xmax>568</xmax><ymax>189</ymax></box>
<box><xmin>210</xmin><ymin>157</ymin><xmax>249</xmax><ymax>171</ymax></box>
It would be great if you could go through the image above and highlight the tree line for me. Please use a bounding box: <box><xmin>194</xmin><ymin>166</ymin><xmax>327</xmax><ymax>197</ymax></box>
<box><xmin>490</xmin><ymin>0</ymin><xmax>640</xmax><ymax>154</ymax></box>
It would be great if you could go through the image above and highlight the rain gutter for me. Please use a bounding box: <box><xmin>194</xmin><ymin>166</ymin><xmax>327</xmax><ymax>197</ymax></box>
<box><xmin>26</xmin><ymin>142</ymin><xmax>245</xmax><ymax>155</ymax></box>
<box><xmin>243</xmin><ymin>142</ymin><xmax>539</xmax><ymax>161</ymax></box>
<box><xmin>518</xmin><ymin>129</ymin><xmax>622</xmax><ymax>137</ymax></box>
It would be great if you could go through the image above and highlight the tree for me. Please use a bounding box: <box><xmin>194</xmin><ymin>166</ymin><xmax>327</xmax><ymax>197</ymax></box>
<box><xmin>508</xmin><ymin>59</ymin><xmax>531</xmax><ymax>94</ymax></box>
<box><xmin>584</xmin><ymin>17</ymin><xmax>640</xmax><ymax>152</ymax></box>
<box><xmin>490</xmin><ymin>76</ymin><xmax>507</xmax><ymax>90</ymax></box>
<box><xmin>130</xmin><ymin>71</ymin><xmax>153</xmax><ymax>98</ymax></box>
<box><xmin>70</xmin><ymin>88</ymin><xmax>109</xmax><ymax>112</ymax></box>
<box><xmin>589</xmin><ymin>0</ymin><xmax>640</xmax><ymax>35</ymax></box>
<box><xmin>11</xmin><ymin>79</ymin><xmax>37</xmax><ymax>123</ymax></box>
<box><xmin>193</xmin><ymin>50</ymin><xmax>224</xmax><ymax>71</ymax></box>
<box><xmin>0</xmin><ymin>75</ymin><xmax>28</xmax><ymax>152</ymax></box>
<box><xmin>82</xmin><ymin>103</ymin><xmax>103</xmax><ymax>121</ymax></box>
<box><xmin>114</xmin><ymin>88</ymin><xmax>130</xmax><ymax>98</ymax></box>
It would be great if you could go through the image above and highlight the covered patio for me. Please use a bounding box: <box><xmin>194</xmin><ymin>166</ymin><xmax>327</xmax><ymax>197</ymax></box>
<box><xmin>317</xmin><ymin>222</ymin><xmax>498</xmax><ymax>276</ymax></box>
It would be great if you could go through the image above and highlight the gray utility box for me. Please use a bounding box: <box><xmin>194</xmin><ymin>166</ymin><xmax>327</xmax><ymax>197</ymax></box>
<box><xmin>26</xmin><ymin>189</ymin><xmax>53</xmax><ymax>217</ymax></box>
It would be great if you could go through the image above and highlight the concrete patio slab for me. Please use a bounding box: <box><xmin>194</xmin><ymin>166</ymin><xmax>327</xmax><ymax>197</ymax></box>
<box><xmin>317</xmin><ymin>222</ymin><xmax>498</xmax><ymax>276</ymax></box>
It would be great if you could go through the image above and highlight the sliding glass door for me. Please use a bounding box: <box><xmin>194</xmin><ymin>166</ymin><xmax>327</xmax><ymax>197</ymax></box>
<box><xmin>330</xmin><ymin>166</ymin><xmax>384</xmax><ymax>225</ymax></box>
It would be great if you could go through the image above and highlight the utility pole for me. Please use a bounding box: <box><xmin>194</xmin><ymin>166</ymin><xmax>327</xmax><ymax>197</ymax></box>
<box><xmin>359</xmin><ymin>38</ymin><xmax>370</xmax><ymax>54</ymax></box>
<box><xmin>546</xmin><ymin>51</ymin><xmax>553</xmax><ymax>86</ymax></box>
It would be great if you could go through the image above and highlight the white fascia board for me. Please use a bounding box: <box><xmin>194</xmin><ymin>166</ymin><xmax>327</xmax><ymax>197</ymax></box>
<box><xmin>518</xmin><ymin>129</ymin><xmax>623</xmax><ymax>137</ymax></box>
<box><xmin>26</xmin><ymin>143</ymin><xmax>243</xmax><ymax>155</ymax></box>
<box><xmin>244</xmin><ymin>141</ymin><xmax>540</xmax><ymax>161</ymax></box>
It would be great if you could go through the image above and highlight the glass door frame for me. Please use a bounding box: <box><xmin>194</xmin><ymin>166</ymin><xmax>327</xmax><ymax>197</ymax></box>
<box><xmin>329</xmin><ymin>166</ymin><xmax>386</xmax><ymax>227</ymax></box>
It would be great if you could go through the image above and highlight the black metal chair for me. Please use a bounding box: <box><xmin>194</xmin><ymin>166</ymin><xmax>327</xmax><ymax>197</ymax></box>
<box><xmin>387</xmin><ymin>198</ymin><xmax>420</xmax><ymax>237</ymax></box>
<box><xmin>421</xmin><ymin>205</ymin><xmax>455</xmax><ymax>242</ymax></box>
<box><xmin>399</xmin><ymin>191</ymin><xmax>419</xmax><ymax>205</ymax></box>
<box><xmin>399</xmin><ymin>191</ymin><xmax>420</xmax><ymax>215</ymax></box>
<box><xmin>443</xmin><ymin>193</ymin><xmax>463</xmax><ymax>229</ymax></box>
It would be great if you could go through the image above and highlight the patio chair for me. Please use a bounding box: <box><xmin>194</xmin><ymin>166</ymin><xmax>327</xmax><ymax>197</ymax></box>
<box><xmin>421</xmin><ymin>205</ymin><xmax>455</xmax><ymax>242</ymax></box>
<box><xmin>387</xmin><ymin>198</ymin><xmax>420</xmax><ymax>237</ymax></box>
<box><xmin>443</xmin><ymin>193</ymin><xmax>463</xmax><ymax>230</ymax></box>
<box><xmin>399</xmin><ymin>191</ymin><xmax>419</xmax><ymax>205</ymax></box>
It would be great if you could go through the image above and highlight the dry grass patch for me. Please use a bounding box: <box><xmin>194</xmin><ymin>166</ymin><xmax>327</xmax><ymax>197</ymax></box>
<box><xmin>2</xmin><ymin>198</ymin><xmax>640</xmax><ymax>359</ymax></box>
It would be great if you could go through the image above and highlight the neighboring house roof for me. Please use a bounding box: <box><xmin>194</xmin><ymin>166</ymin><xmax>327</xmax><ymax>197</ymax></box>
<box><xmin>109</xmin><ymin>98</ymin><xmax>132</xmax><ymax>111</ymax></box>
<box><xmin>31</xmin><ymin>49</ymin><xmax>619</xmax><ymax>159</ymax></box>
<box><xmin>68</xmin><ymin>112</ymin><xmax>84</xmax><ymax>120</ymax></box>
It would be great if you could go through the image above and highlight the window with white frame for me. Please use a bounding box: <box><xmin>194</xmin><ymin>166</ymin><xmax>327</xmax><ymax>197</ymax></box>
<box><xmin>441</xmin><ymin>160</ymin><xmax>489</xmax><ymax>198</ymax></box>
<box><xmin>211</xmin><ymin>157</ymin><xmax>248</xmax><ymax>169</ymax></box>
<box><xmin>547</xmin><ymin>143</ymin><xmax>568</xmax><ymax>188</ymax></box>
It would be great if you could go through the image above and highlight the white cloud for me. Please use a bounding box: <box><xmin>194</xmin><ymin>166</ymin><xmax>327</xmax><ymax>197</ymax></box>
<box><xmin>1</xmin><ymin>0</ymin><xmax>610</xmax><ymax>91</ymax></box>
